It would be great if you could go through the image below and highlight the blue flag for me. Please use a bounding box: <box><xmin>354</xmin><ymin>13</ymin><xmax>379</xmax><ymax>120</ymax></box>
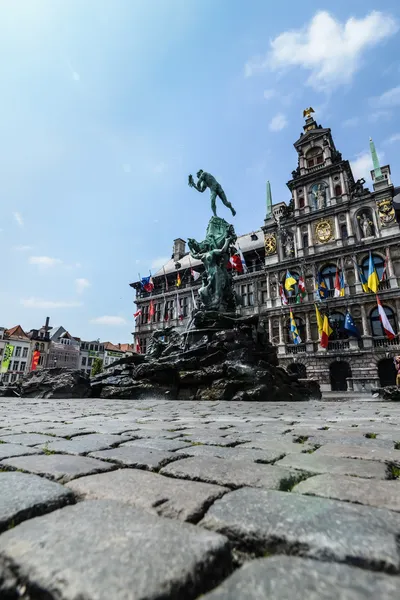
<box><xmin>344</xmin><ymin>311</ymin><xmax>360</xmax><ymax>338</ymax></box>
<box><xmin>316</xmin><ymin>271</ymin><xmax>328</xmax><ymax>299</ymax></box>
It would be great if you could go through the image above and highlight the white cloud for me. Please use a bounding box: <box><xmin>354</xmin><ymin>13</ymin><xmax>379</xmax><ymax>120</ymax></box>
<box><xmin>14</xmin><ymin>245</ymin><xmax>32</xmax><ymax>251</ymax></box>
<box><xmin>75</xmin><ymin>278</ymin><xmax>90</xmax><ymax>294</ymax></box>
<box><xmin>368</xmin><ymin>110</ymin><xmax>392</xmax><ymax>123</ymax></box>
<box><xmin>152</xmin><ymin>162</ymin><xmax>167</xmax><ymax>175</ymax></box>
<box><xmin>21</xmin><ymin>297</ymin><xmax>82</xmax><ymax>309</ymax></box>
<box><xmin>350</xmin><ymin>149</ymin><xmax>385</xmax><ymax>182</ymax></box>
<box><xmin>29</xmin><ymin>256</ymin><xmax>62</xmax><ymax>268</ymax></box>
<box><xmin>371</xmin><ymin>85</ymin><xmax>400</xmax><ymax>108</ymax></box>
<box><xmin>13</xmin><ymin>212</ymin><xmax>23</xmax><ymax>227</ymax></box>
<box><xmin>263</xmin><ymin>89</ymin><xmax>276</xmax><ymax>100</ymax></box>
<box><xmin>268</xmin><ymin>113</ymin><xmax>288</xmax><ymax>132</ymax></box>
<box><xmin>90</xmin><ymin>316</ymin><xmax>127</xmax><ymax>326</ymax></box>
<box><xmin>385</xmin><ymin>133</ymin><xmax>400</xmax><ymax>144</ymax></box>
<box><xmin>151</xmin><ymin>256</ymin><xmax>170</xmax><ymax>271</ymax></box>
<box><xmin>245</xmin><ymin>11</ymin><xmax>398</xmax><ymax>90</ymax></box>
<box><xmin>342</xmin><ymin>117</ymin><xmax>359</xmax><ymax>128</ymax></box>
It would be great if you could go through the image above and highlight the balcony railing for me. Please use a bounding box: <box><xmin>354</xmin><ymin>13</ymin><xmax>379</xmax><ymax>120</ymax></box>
<box><xmin>373</xmin><ymin>337</ymin><xmax>400</xmax><ymax>348</ymax></box>
<box><xmin>327</xmin><ymin>340</ymin><xmax>350</xmax><ymax>351</ymax></box>
<box><xmin>286</xmin><ymin>344</ymin><xmax>306</xmax><ymax>354</ymax></box>
<box><xmin>378</xmin><ymin>280</ymin><xmax>390</xmax><ymax>291</ymax></box>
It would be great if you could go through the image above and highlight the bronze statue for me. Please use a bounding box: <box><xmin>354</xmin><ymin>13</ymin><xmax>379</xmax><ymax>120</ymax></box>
<box><xmin>188</xmin><ymin>170</ymin><xmax>236</xmax><ymax>217</ymax></box>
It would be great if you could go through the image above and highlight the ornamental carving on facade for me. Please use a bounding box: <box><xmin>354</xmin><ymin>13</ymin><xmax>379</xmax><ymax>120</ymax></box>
<box><xmin>377</xmin><ymin>198</ymin><xmax>395</xmax><ymax>227</ymax></box>
<box><xmin>314</xmin><ymin>218</ymin><xmax>334</xmax><ymax>244</ymax></box>
<box><xmin>264</xmin><ymin>233</ymin><xmax>277</xmax><ymax>255</ymax></box>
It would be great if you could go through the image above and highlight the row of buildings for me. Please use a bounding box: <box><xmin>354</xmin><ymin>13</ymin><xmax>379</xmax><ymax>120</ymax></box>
<box><xmin>131</xmin><ymin>110</ymin><xmax>400</xmax><ymax>392</ymax></box>
<box><xmin>0</xmin><ymin>318</ymin><xmax>133</xmax><ymax>384</ymax></box>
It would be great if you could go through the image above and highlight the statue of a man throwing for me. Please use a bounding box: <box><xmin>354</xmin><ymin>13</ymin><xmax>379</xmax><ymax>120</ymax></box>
<box><xmin>188</xmin><ymin>170</ymin><xmax>236</xmax><ymax>217</ymax></box>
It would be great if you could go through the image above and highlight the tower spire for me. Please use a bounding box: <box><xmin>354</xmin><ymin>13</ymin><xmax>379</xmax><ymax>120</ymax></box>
<box><xmin>266</xmin><ymin>180</ymin><xmax>272</xmax><ymax>218</ymax></box>
<box><xmin>369</xmin><ymin>137</ymin><xmax>383</xmax><ymax>181</ymax></box>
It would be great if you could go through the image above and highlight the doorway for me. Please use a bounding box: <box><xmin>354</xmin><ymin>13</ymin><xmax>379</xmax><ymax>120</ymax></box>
<box><xmin>330</xmin><ymin>361</ymin><xmax>352</xmax><ymax>391</ymax></box>
<box><xmin>378</xmin><ymin>358</ymin><xmax>396</xmax><ymax>387</ymax></box>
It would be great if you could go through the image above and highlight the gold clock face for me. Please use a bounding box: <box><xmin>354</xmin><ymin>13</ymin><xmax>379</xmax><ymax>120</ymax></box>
<box><xmin>264</xmin><ymin>234</ymin><xmax>277</xmax><ymax>255</ymax></box>
<box><xmin>315</xmin><ymin>219</ymin><xmax>333</xmax><ymax>243</ymax></box>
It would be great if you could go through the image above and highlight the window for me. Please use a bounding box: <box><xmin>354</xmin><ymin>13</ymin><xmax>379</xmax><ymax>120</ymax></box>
<box><xmin>82</xmin><ymin>357</ymin><xmax>87</xmax><ymax>366</ymax></box>
<box><xmin>88</xmin><ymin>358</ymin><xmax>93</xmax><ymax>367</ymax></box>
<box><xmin>15</xmin><ymin>346</ymin><xmax>21</xmax><ymax>357</ymax></box>
<box><xmin>340</xmin><ymin>225</ymin><xmax>348</xmax><ymax>241</ymax></box>
<box><xmin>298</xmin><ymin>196</ymin><xmax>305</xmax><ymax>208</ymax></box>
<box><xmin>13</xmin><ymin>361</ymin><xmax>19</xmax><ymax>371</ymax></box>
<box><xmin>302</xmin><ymin>234</ymin><xmax>309</xmax><ymax>248</ymax></box>
<box><xmin>20</xmin><ymin>362</ymin><xmax>26</xmax><ymax>371</ymax></box>
<box><xmin>261</xmin><ymin>291</ymin><xmax>269</xmax><ymax>304</ymax></box>
<box><xmin>241</xmin><ymin>283</ymin><xmax>254</xmax><ymax>307</ymax></box>
<box><xmin>361</xmin><ymin>254</ymin><xmax>384</xmax><ymax>282</ymax></box>
<box><xmin>286</xmin><ymin>317</ymin><xmax>305</xmax><ymax>344</ymax></box>
<box><xmin>370</xmin><ymin>305</ymin><xmax>397</xmax><ymax>337</ymax></box>
<box><xmin>181</xmin><ymin>296</ymin><xmax>189</xmax><ymax>317</ymax></box>
<box><xmin>11</xmin><ymin>374</ymin><xmax>17</xmax><ymax>382</ymax></box>
<box><xmin>22</xmin><ymin>347</ymin><xmax>28</xmax><ymax>357</ymax></box>
<box><xmin>306</xmin><ymin>146</ymin><xmax>323</xmax><ymax>168</ymax></box>
<box><xmin>320</xmin><ymin>265</ymin><xmax>337</xmax><ymax>291</ymax></box>
<box><xmin>156</xmin><ymin>302</ymin><xmax>161</xmax><ymax>322</ymax></box>
<box><xmin>90</xmin><ymin>344</ymin><xmax>94</xmax><ymax>351</ymax></box>
<box><xmin>281</xmin><ymin>272</ymin><xmax>300</xmax><ymax>302</ymax></box>
<box><xmin>329</xmin><ymin>312</ymin><xmax>348</xmax><ymax>340</ymax></box>
<box><xmin>40</xmin><ymin>343</ymin><xmax>45</xmax><ymax>352</ymax></box>
<box><xmin>335</xmin><ymin>184</ymin><xmax>342</xmax><ymax>197</ymax></box>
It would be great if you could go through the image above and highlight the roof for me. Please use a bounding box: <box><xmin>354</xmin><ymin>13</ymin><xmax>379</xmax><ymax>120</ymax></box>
<box><xmin>5</xmin><ymin>325</ymin><xmax>30</xmax><ymax>341</ymax></box>
<box><xmin>118</xmin><ymin>343</ymin><xmax>134</xmax><ymax>353</ymax></box>
<box><xmin>103</xmin><ymin>341</ymin><xmax>124</xmax><ymax>353</ymax></box>
<box><xmin>153</xmin><ymin>229</ymin><xmax>264</xmax><ymax>277</ymax></box>
<box><xmin>293</xmin><ymin>126</ymin><xmax>331</xmax><ymax>147</ymax></box>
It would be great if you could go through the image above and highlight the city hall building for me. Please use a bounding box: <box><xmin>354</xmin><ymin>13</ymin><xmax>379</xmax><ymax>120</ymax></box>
<box><xmin>131</xmin><ymin>111</ymin><xmax>400</xmax><ymax>392</ymax></box>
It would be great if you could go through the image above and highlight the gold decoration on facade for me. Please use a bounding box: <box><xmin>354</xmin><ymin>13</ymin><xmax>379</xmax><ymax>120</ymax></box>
<box><xmin>377</xmin><ymin>198</ymin><xmax>395</xmax><ymax>227</ymax></box>
<box><xmin>315</xmin><ymin>219</ymin><xmax>334</xmax><ymax>244</ymax></box>
<box><xmin>264</xmin><ymin>233</ymin><xmax>277</xmax><ymax>255</ymax></box>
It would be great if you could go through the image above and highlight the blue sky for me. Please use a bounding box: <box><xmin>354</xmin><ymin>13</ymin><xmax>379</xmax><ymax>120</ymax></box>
<box><xmin>1</xmin><ymin>0</ymin><xmax>400</xmax><ymax>342</ymax></box>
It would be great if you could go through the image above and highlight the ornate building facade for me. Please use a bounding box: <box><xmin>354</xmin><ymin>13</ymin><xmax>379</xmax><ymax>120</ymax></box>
<box><xmin>131</xmin><ymin>112</ymin><xmax>400</xmax><ymax>392</ymax></box>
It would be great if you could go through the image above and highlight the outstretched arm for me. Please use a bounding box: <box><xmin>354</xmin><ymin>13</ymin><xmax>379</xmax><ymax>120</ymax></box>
<box><xmin>191</xmin><ymin>173</ymin><xmax>207</xmax><ymax>193</ymax></box>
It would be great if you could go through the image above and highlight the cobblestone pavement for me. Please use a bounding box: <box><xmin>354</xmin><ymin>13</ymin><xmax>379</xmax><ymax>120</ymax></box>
<box><xmin>1</xmin><ymin>397</ymin><xmax>400</xmax><ymax>599</ymax></box>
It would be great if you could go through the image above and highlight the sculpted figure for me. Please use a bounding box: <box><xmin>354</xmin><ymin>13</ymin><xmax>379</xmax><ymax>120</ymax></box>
<box><xmin>188</xmin><ymin>170</ymin><xmax>236</xmax><ymax>217</ymax></box>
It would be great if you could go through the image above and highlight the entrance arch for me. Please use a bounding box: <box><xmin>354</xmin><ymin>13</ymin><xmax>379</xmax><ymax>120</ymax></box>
<box><xmin>330</xmin><ymin>361</ymin><xmax>352</xmax><ymax>391</ymax></box>
<box><xmin>378</xmin><ymin>359</ymin><xmax>396</xmax><ymax>387</ymax></box>
<box><xmin>287</xmin><ymin>363</ymin><xmax>307</xmax><ymax>379</ymax></box>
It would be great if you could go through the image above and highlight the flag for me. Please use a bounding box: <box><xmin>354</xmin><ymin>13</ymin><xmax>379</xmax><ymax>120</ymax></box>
<box><xmin>339</xmin><ymin>272</ymin><xmax>345</xmax><ymax>296</ymax></box>
<box><xmin>376</xmin><ymin>294</ymin><xmax>396</xmax><ymax>340</ymax></box>
<box><xmin>0</xmin><ymin>344</ymin><xmax>14</xmax><ymax>373</ymax></box>
<box><xmin>176</xmin><ymin>272</ymin><xmax>181</xmax><ymax>287</ymax></box>
<box><xmin>320</xmin><ymin>315</ymin><xmax>333</xmax><ymax>348</ymax></box>
<box><xmin>237</xmin><ymin>246</ymin><xmax>248</xmax><ymax>273</ymax></box>
<box><xmin>344</xmin><ymin>311</ymin><xmax>360</xmax><ymax>338</ymax></box>
<box><xmin>297</xmin><ymin>276</ymin><xmax>306</xmax><ymax>303</ymax></box>
<box><xmin>334</xmin><ymin>270</ymin><xmax>341</xmax><ymax>297</ymax></box>
<box><xmin>285</xmin><ymin>270</ymin><xmax>296</xmax><ymax>292</ymax></box>
<box><xmin>148</xmin><ymin>299</ymin><xmax>155</xmax><ymax>323</ymax></box>
<box><xmin>230</xmin><ymin>253</ymin><xmax>243</xmax><ymax>273</ymax></box>
<box><xmin>354</xmin><ymin>260</ymin><xmax>369</xmax><ymax>293</ymax></box>
<box><xmin>176</xmin><ymin>294</ymin><xmax>183</xmax><ymax>321</ymax></box>
<box><xmin>279</xmin><ymin>283</ymin><xmax>288</xmax><ymax>306</ymax></box>
<box><xmin>289</xmin><ymin>310</ymin><xmax>302</xmax><ymax>345</ymax></box>
<box><xmin>316</xmin><ymin>271</ymin><xmax>328</xmax><ymax>299</ymax></box>
<box><xmin>141</xmin><ymin>276</ymin><xmax>154</xmax><ymax>293</ymax></box>
<box><xmin>135</xmin><ymin>339</ymin><xmax>141</xmax><ymax>354</ymax></box>
<box><xmin>133</xmin><ymin>309</ymin><xmax>142</xmax><ymax>320</ymax></box>
<box><xmin>315</xmin><ymin>304</ymin><xmax>324</xmax><ymax>336</ymax></box>
<box><xmin>191</xmin><ymin>268</ymin><xmax>201</xmax><ymax>281</ymax></box>
<box><xmin>164</xmin><ymin>300</ymin><xmax>169</xmax><ymax>322</ymax></box>
<box><xmin>30</xmin><ymin>350</ymin><xmax>40</xmax><ymax>371</ymax></box>
<box><xmin>191</xmin><ymin>287</ymin><xmax>197</xmax><ymax>309</ymax></box>
<box><xmin>367</xmin><ymin>252</ymin><xmax>379</xmax><ymax>293</ymax></box>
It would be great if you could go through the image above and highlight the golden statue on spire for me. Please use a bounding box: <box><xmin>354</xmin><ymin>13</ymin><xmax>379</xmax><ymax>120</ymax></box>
<box><xmin>303</xmin><ymin>107</ymin><xmax>315</xmax><ymax>119</ymax></box>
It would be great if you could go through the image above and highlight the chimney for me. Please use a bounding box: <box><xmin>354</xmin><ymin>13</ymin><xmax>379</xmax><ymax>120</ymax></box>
<box><xmin>44</xmin><ymin>317</ymin><xmax>50</xmax><ymax>340</ymax></box>
<box><xmin>173</xmin><ymin>238</ymin><xmax>186</xmax><ymax>262</ymax></box>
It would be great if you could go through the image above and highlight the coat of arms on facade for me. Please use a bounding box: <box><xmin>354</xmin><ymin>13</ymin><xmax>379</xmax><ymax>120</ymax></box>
<box><xmin>377</xmin><ymin>198</ymin><xmax>395</xmax><ymax>227</ymax></box>
<box><xmin>264</xmin><ymin>233</ymin><xmax>277</xmax><ymax>255</ymax></box>
<box><xmin>315</xmin><ymin>219</ymin><xmax>333</xmax><ymax>244</ymax></box>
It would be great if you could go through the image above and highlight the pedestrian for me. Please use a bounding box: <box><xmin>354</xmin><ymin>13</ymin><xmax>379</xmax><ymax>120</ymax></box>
<box><xmin>394</xmin><ymin>355</ymin><xmax>400</xmax><ymax>387</ymax></box>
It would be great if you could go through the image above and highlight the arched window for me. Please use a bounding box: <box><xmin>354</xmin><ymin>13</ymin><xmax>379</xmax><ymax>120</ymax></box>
<box><xmin>320</xmin><ymin>264</ymin><xmax>337</xmax><ymax>291</ymax></box>
<box><xmin>306</xmin><ymin>146</ymin><xmax>323</xmax><ymax>168</ymax></box>
<box><xmin>285</xmin><ymin>316</ymin><xmax>305</xmax><ymax>345</ymax></box>
<box><xmin>299</xmin><ymin>196</ymin><xmax>305</xmax><ymax>208</ymax></box>
<box><xmin>329</xmin><ymin>312</ymin><xmax>348</xmax><ymax>340</ymax></box>
<box><xmin>370</xmin><ymin>305</ymin><xmax>397</xmax><ymax>337</ymax></box>
<box><xmin>361</xmin><ymin>254</ymin><xmax>384</xmax><ymax>282</ymax></box>
<box><xmin>335</xmin><ymin>184</ymin><xmax>342</xmax><ymax>197</ymax></box>
<box><xmin>302</xmin><ymin>233</ymin><xmax>309</xmax><ymax>248</ymax></box>
<box><xmin>40</xmin><ymin>343</ymin><xmax>45</xmax><ymax>352</ymax></box>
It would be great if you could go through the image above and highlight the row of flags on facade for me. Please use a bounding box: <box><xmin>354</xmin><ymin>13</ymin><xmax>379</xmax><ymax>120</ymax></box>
<box><xmin>0</xmin><ymin>345</ymin><xmax>41</xmax><ymax>373</ymax></box>
<box><xmin>288</xmin><ymin>293</ymin><xmax>396</xmax><ymax>348</ymax></box>
<box><xmin>279</xmin><ymin>271</ymin><xmax>307</xmax><ymax>305</ymax></box>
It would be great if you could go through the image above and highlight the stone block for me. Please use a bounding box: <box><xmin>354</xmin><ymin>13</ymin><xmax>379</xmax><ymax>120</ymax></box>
<box><xmin>67</xmin><ymin>468</ymin><xmax>228</xmax><ymax>522</ymax></box>
<box><xmin>120</xmin><ymin>438</ymin><xmax>190</xmax><ymax>452</ymax></box>
<box><xmin>34</xmin><ymin>433</ymin><xmax>126</xmax><ymax>455</ymax></box>
<box><xmin>0</xmin><ymin>433</ymin><xmax>64</xmax><ymax>446</ymax></box>
<box><xmin>0</xmin><ymin>471</ymin><xmax>74</xmax><ymax>533</ymax></box>
<box><xmin>0</xmin><ymin>500</ymin><xmax>231</xmax><ymax>600</ymax></box>
<box><xmin>200</xmin><ymin>488</ymin><xmax>400</xmax><ymax>573</ymax></box>
<box><xmin>89</xmin><ymin>446</ymin><xmax>182</xmax><ymax>471</ymax></box>
<box><xmin>315</xmin><ymin>443</ymin><xmax>400</xmax><ymax>464</ymax></box>
<box><xmin>174</xmin><ymin>444</ymin><xmax>286</xmax><ymax>463</ymax></box>
<box><xmin>0</xmin><ymin>443</ymin><xmax>42</xmax><ymax>460</ymax></box>
<box><xmin>276</xmin><ymin>452</ymin><xmax>387</xmax><ymax>479</ymax></box>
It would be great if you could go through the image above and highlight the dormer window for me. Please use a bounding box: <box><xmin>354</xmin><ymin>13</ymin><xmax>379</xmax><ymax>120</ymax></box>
<box><xmin>306</xmin><ymin>146</ymin><xmax>323</xmax><ymax>168</ymax></box>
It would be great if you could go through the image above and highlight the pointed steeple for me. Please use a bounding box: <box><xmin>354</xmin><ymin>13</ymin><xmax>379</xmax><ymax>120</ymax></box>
<box><xmin>266</xmin><ymin>180</ymin><xmax>272</xmax><ymax>218</ymax></box>
<box><xmin>369</xmin><ymin>137</ymin><xmax>383</xmax><ymax>181</ymax></box>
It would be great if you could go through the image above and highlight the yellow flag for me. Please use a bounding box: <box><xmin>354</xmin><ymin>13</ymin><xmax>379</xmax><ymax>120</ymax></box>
<box><xmin>315</xmin><ymin>304</ymin><xmax>323</xmax><ymax>336</ymax></box>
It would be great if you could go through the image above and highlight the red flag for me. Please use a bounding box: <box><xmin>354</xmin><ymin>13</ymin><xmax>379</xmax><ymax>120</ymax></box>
<box><xmin>176</xmin><ymin>272</ymin><xmax>182</xmax><ymax>287</ymax></box>
<box><xmin>135</xmin><ymin>340</ymin><xmax>141</xmax><ymax>354</ymax></box>
<box><xmin>31</xmin><ymin>350</ymin><xmax>40</xmax><ymax>371</ymax></box>
<box><xmin>148</xmin><ymin>300</ymin><xmax>155</xmax><ymax>323</ymax></box>
<box><xmin>133</xmin><ymin>309</ymin><xmax>142</xmax><ymax>319</ymax></box>
<box><xmin>230</xmin><ymin>254</ymin><xmax>243</xmax><ymax>273</ymax></box>
<box><xmin>334</xmin><ymin>270</ymin><xmax>341</xmax><ymax>297</ymax></box>
<box><xmin>279</xmin><ymin>283</ymin><xmax>288</xmax><ymax>306</ymax></box>
<box><xmin>377</xmin><ymin>294</ymin><xmax>395</xmax><ymax>340</ymax></box>
<box><xmin>191</xmin><ymin>268</ymin><xmax>200</xmax><ymax>281</ymax></box>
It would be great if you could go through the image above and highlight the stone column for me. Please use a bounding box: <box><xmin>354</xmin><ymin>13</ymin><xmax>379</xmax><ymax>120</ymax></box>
<box><xmin>296</xmin><ymin>227</ymin><xmax>303</xmax><ymax>258</ymax></box>
<box><xmin>268</xmin><ymin>317</ymin><xmax>273</xmax><ymax>343</ymax></box>
<box><xmin>293</xmin><ymin>188</ymin><xmax>299</xmax><ymax>211</ymax></box>
<box><xmin>308</xmin><ymin>222</ymin><xmax>315</xmax><ymax>254</ymax></box>
<box><xmin>305</xmin><ymin>311</ymin><xmax>314</xmax><ymax>352</ymax></box>
<box><xmin>278</xmin><ymin>315</ymin><xmax>285</xmax><ymax>355</ymax></box>
<box><xmin>387</xmin><ymin>247</ymin><xmax>398</xmax><ymax>289</ymax></box>
<box><xmin>353</xmin><ymin>254</ymin><xmax>363</xmax><ymax>295</ymax></box>
<box><xmin>329</xmin><ymin>177</ymin><xmax>335</xmax><ymax>205</ymax></box>
<box><xmin>346</xmin><ymin>211</ymin><xmax>355</xmax><ymax>244</ymax></box>
<box><xmin>334</xmin><ymin>214</ymin><xmax>342</xmax><ymax>246</ymax></box>
<box><xmin>340</xmin><ymin>171</ymin><xmax>348</xmax><ymax>201</ymax></box>
<box><xmin>360</xmin><ymin>304</ymin><xmax>373</xmax><ymax>348</ymax></box>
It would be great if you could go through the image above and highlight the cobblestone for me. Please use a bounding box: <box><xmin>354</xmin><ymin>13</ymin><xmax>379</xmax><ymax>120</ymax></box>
<box><xmin>1</xmin><ymin>397</ymin><xmax>400</xmax><ymax>598</ymax></box>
